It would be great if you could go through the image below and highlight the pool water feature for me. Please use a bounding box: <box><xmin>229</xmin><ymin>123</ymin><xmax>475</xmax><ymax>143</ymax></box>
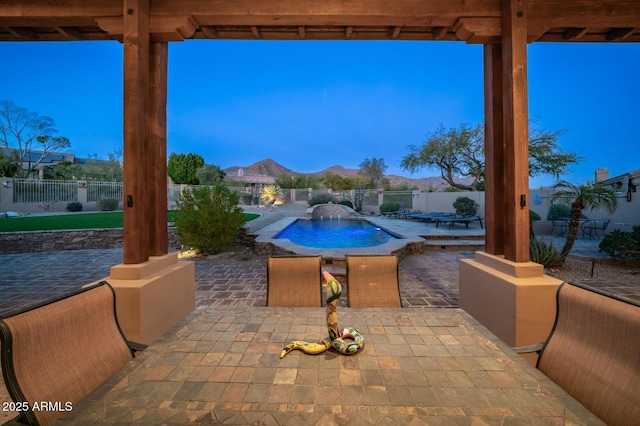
<box><xmin>274</xmin><ymin>218</ymin><xmax>399</xmax><ymax>249</ymax></box>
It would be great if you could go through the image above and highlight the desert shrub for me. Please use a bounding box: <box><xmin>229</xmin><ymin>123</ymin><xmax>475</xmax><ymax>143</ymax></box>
<box><xmin>338</xmin><ymin>199</ymin><xmax>353</xmax><ymax>209</ymax></box>
<box><xmin>65</xmin><ymin>202</ymin><xmax>83</xmax><ymax>212</ymax></box>
<box><xmin>174</xmin><ymin>184</ymin><xmax>244</xmax><ymax>255</ymax></box>
<box><xmin>599</xmin><ymin>227</ymin><xmax>640</xmax><ymax>262</ymax></box>
<box><xmin>530</xmin><ymin>238</ymin><xmax>562</xmax><ymax>267</ymax></box>
<box><xmin>453</xmin><ymin>196</ymin><xmax>478</xmax><ymax>216</ymax></box>
<box><xmin>96</xmin><ymin>198</ymin><xmax>119</xmax><ymax>211</ymax></box>
<box><xmin>529</xmin><ymin>210</ymin><xmax>541</xmax><ymax>221</ymax></box>
<box><xmin>547</xmin><ymin>203</ymin><xmax>571</xmax><ymax>219</ymax></box>
<box><xmin>379</xmin><ymin>202</ymin><xmax>400</xmax><ymax>214</ymax></box>
<box><xmin>308</xmin><ymin>193</ymin><xmax>338</xmax><ymax>206</ymax></box>
<box><xmin>547</xmin><ymin>203</ymin><xmax>588</xmax><ymax>220</ymax></box>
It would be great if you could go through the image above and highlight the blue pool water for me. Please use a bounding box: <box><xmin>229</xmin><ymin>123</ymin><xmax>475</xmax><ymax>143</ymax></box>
<box><xmin>274</xmin><ymin>218</ymin><xmax>398</xmax><ymax>249</ymax></box>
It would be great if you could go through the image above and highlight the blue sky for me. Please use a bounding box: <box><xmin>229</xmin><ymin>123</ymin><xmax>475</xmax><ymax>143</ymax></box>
<box><xmin>1</xmin><ymin>39</ymin><xmax>638</xmax><ymax>187</ymax></box>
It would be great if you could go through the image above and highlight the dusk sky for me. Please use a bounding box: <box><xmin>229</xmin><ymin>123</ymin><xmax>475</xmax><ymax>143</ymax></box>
<box><xmin>1</xmin><ymin>39</ymin><xmax>638</xmax><ymax>188</ymax></box>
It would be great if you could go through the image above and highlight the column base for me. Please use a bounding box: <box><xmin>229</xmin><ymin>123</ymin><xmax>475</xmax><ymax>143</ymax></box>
<box><xmin>95</xmin><ymin>252</ymin><xmax>195</xmax><ymax>345</ymax></box>
<box><xmin>459</xmin><ymin>252</ymin><xmax>562</xmax><ymax>365</ymax></box>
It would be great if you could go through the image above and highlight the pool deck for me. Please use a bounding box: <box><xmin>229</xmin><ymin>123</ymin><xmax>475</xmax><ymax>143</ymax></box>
<box><xmin>254</xmin><ymin>211</ymin><xmax>484</xmax><ymax>259</ymax></box>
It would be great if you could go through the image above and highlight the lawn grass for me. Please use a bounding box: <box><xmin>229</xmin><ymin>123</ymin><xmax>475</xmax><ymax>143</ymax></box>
<box><xmin>0</xmin><ymin>211</ymin><xmax>260</xmax><ymax>232</ymax></box>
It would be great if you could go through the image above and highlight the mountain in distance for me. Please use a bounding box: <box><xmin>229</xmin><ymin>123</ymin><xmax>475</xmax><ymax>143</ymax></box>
<box><xmin>224</xmin><ymin>158</ymin><xmax>472</xmax><ymax>189</ymax></box>
<box><xmin>225</xmin><ymin>158</ymin><xmax>295</xmax><ymax>178</ymax></box>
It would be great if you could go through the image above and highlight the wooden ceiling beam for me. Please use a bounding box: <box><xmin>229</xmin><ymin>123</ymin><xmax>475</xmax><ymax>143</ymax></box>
<box><xmin>200</xmin><ymin>25</ymin><xmax>216</xmax><ymax>38</ymax></box>
<box><xmin>0</xmin><ymin>1</ymin><xmax>121</xmax><ymax>18</ymax></box>
<box><xmin>190</xmin><ymin>15</ymin><xmax>455</xmax><ymax>28</ymax></box>
<box><xmin>151</xmin><ymin>0</ymin><xmax>502</xmax><ymax>18</ymax></box>
<box><xmin>606</xmin><ymin>27</ymin><xmax>635</xmax><ymax>41</ymax></box>
<box><xmin>96</xmin><ymin>15</ymin><xmax>198</xmax><ymax>41</ymax></box>
<box><xmin>454</xmin><ymin>17</ymin><xmax>500</xmax><ymax>43</ymax></box>
<box><xmin>433</xmin><ymin>26</ymin><xmax>448</xmax><ymax>40</ymax></box>
<box><xmin>4</xmin><ymin>26</ymin><xmax>36</xmax><ymax>39</ymax></box>
<box><xmin>54</xmin><ymin>26</ymin><xmax>81</xmax><ymax>39</ymax></box>
<box><xmin>345</xmin><ymin>26</ymin><xmax>353</xmax><ymax>39</ymax></box>
<box><xmin>2</xmin><ymin>0</ymin><xmax>640</xmax><ymax>43</ymax></box>
<box><xmin>562</xmin><ymin>27</ymin><xmax>588</xmax><ymax>41</ymax></box>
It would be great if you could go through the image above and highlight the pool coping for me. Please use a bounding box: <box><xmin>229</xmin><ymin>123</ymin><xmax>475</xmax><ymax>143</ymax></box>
<box><xmin>253</xmin><ymin>216</ymin><xmax>426</xmax><ymax>260</ymax></box>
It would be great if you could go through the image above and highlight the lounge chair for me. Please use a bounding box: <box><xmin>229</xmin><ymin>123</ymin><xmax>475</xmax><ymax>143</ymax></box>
<box><xmin>346</xmin><ymin>255</ymin><xmax>401</xmax><ymax>308</ymax></box>
<box><xmin>266</xmin><ymin>255</ymin><xmax>323</xmax><ymax>307</ymax></box>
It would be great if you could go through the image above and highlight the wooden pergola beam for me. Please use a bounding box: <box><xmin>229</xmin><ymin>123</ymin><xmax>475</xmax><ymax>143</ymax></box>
<box><xmin>483</xmin><ymin>44</ymin><xmax>504</xmax><ymax>256</ymax></box>
<box><xmin>562</xmin><ymin>27</ymin><xmax>588</xmax><ymax>41</ymax></box>
<box><xmin>2</xmin><ymin>1</ymin><xmax>640</xmax><ymax>42</ymax></box>
<box><xmin>606</xmin><ymin>27</ymin><xmax>635</xmax><ymax>41</ymax></box>
<box><xmin>148</xmin><ymin>42</ymin><xmax>168</xmax><ymax>257</ymax></box>
<box><xmin>54</xmin><ymin>26</ymin><xmax>81</xmax><ymax>39</ymax></box>
<box><xmin>433</xmin><ymin>26</ymin><xmax>448</xmax><ymax>40</ymax></box>
<box><xmin>123</xmin><ymin>0</ymin><xmax>151</xmax><ymax>264</ymax></box>
<box><xmin>501</xmin><ymin>0</ymin><xmax>530</xmax><ymax>262</ymax></box>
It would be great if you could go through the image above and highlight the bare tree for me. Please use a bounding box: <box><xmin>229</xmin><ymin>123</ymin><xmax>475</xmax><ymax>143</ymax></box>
<box><xmin>0</xmin><ymin>100</ymin><xmax>71</xmax><ymax>178</ymax></box>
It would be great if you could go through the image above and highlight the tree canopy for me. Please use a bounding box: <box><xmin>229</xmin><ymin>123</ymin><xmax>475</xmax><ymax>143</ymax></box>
<box><xmin>167</xmin><ymin>152</ymin><xmax>205</xmax><ymax>185</ymax></box>
<box><xmin>274</xmin><ymin>173</ymin><xmax>320</xmax><ymax>189</ymax></box>
<box><xmin>401</xmin><ymin>123</ymin><xmax>582</xmax><ymax>191</ymax></box>
<box><xmin>0</xmin><ymin>100</ymin><xmax>71</xmax><ymax>178</ymax></box>
<box><xmin>359</xmin><ymin>158</ymin><xmax>388</xmax><ymax>189</ymax></box>
<box><xmin>196</xmin><ymin>164</ymin><xmax>226</xmax><ymax>185</ymax></box>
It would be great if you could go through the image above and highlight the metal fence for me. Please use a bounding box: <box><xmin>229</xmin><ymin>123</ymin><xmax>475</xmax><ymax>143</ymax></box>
<box><xmin>87</xmin><ymin>181</ymin><xmax>123</xmax><ymax>202</ymax></box>
<box><xmin>383</xmin><ymin>190</ymin><xmax>413</xmax><ymax>209</ymax></box>
<box><xmin>13</xmin><ymin>179</ymin><xmax>78</xmax><ymax>203</ymax></box>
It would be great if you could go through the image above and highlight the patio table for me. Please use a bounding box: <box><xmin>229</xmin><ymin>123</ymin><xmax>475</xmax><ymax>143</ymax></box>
<box><xmin>56</xmin><ymin>306</ymin><xmax>603</xmax><ymax>425</ymax></box>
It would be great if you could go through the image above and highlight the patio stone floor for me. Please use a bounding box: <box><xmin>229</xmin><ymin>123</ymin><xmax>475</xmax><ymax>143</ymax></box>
<box><xmin>0</xmin><ymin>248</ymin><xmax>470</xmax><ymax>316</ymax></box>
<box><xmin>1</xmin><ymin>205</ymin><xmax>638</xmax><ymax>424</ymax></box>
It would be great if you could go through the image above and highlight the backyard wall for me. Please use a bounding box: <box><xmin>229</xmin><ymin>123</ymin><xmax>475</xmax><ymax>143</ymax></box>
<box><xmin>411</xmin><ymin>189</ymin><xmax>639</xmax><ymax>232</ymax></box>
<box><xmin>2</xmin><ymin>177</ymin><xmax>638</xmax><ymax>230</ymax></box>
<box><xmin>0</xmin><ymin>227</ymin><xmax>255</xmax><ymax>255</ymax></box>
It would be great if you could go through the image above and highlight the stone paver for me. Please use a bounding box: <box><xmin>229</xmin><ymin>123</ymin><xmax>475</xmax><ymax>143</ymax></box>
<box><xmin>52</xmin><ymin>307</ymin><xmax>604</xmax><ymax>425</ymax></box>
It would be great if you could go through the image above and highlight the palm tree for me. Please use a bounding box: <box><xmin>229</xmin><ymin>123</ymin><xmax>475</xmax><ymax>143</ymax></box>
<box><xmin>550</xmin><ymin>180</ymin><xmax>618</xmax><ymax>264</ymax></box>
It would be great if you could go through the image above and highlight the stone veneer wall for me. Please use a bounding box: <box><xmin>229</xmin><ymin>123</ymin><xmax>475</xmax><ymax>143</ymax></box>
<box><xmin>255</xmin><ymin>240</ymin><xmax>425</xmax><ymax>260</ymax></box>
<box><xmin>309</xmin><ymin>203</ymin><xmax>355</xmax><ymax>219</ymax></box>
<box><xmin>0</xmin><ymin>228</ymin><xmax>255</xmax><ymax>255</ymax></box>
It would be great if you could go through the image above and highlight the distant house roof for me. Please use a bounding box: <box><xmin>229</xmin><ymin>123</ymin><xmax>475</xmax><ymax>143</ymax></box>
<box><xmin>598</xmin><ymin>169</ymin><xmax>639</xmax><ymax>193</ymax></box>
<box><xmin>20</xmin><ymin>151</ymin><xmax>70</xmax><ymax>164</ymax></box>
<box><xmin>227</xmin><ymin>174</ymin><xmax>276</xmax><ymax>185</ymax></box>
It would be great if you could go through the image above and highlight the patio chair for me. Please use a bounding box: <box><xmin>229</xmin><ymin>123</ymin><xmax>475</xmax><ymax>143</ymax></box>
<box><xmin>266</xmin><ymin>255</ymin><xmax>323</xmax><ymax>307</ymax></box>
<box><xmin>346</xmin><ymin>255</ymin><xmax>401</xmax><ymax>308</ymax></box>
<box><xmin>514</xmin><ymin>282</ymin><xmax>640</xmax><ymax>425</ymax></box>
<box><xmin>0</xmin><ymin>282</ymin><xmax>136</xmax><ymax>426</ymax></box>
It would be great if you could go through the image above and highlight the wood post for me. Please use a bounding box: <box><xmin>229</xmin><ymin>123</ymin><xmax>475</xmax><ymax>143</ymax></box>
<box><xmin>483</xmin><ymin>44</ymin><xmax>505</xmax><ymax>256</ymax></box>
<box><xmin>123</xmin><ymin>5</ymin><xmax>169</xmax><ymax>262</ymax></box>
<box><xmin>500</xmin><ymin>0</ymin><xmax>530</xmax><ymax>262</ymax></box>
<box><xmin>123</xmin><ymin>0</ymin><xmax>151</xmax><ymax>264</ymax></box>
<box><xmin>148</xmin><ymin>42</ymin><xmax>168</xmax><ymax>257</ymax></box>
<box><xmin>122</xmin><ymin>2</ymin><xmax>168</xmax><ymax>262</ymax></box>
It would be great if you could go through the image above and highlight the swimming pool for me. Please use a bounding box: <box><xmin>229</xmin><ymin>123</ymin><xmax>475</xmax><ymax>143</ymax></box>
<box><xmin>274</xmin><ymin>218</ymin><xmax>399</xmax><ymax>249</ymax></box>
